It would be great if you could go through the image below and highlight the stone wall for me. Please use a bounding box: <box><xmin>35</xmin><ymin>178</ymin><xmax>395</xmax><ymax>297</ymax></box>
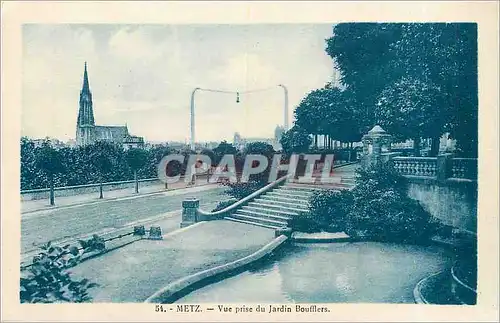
<box><xmin>406</xmin><ymin>178</ymin><xmax>477</xmax><ymax>233</ymax></box>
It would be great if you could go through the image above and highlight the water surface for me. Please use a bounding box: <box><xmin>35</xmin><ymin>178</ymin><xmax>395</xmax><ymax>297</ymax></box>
<box><xmin>178</xmin><ymin>242</ymin><xmax>451</xmax><ymax>303</ymax></box>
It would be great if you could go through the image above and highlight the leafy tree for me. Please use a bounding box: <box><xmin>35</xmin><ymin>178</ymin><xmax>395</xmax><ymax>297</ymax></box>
<box><xmin>21</xmin><ymin>137</ymin><xmax>45</xmax><ymax>190</ymax></box>
<box><xmin>294</xmin><ymin>88</ymin><xmax>332</xmax><ymax>146</ymax></box>
<box><xmin>326</xmin><ymin>23</ymin><xmax>477</xmax><ymax>156</ymax></box>
<box><xmin>375</xmin><ymin>76</ymin><xmax>444</xmax><ymax>156</ymax></box>
<box><xmin>146</xmin><ymin>144</ymin><xmax>173</xmax><ymax>188</ymax></box>
<box><xmin>125</xmin><ymin>148</ymin><xmax>149</xmax><ymax>193</ymax></box>
<box><xmin>200</xmin><ymin>148</ymin><xmax>217</xmax><ymax>166</ymax></box>
<box><xmin>280</xmin><ymin>126</ymin><xmax>312</xmax><ymax>154</ymax></box>
<box><xmin>89</xmin><ymin>141</ymin><xmax>115</xmax><ymax>199</ymax></box>
<box><xmin>213</xmin><ymin>141</ymin><xmax>237</xmax><ymax>164</ymax></box>
<box><xmin>243</xmin><ymin>141</ymin><xmax>275</xmax><ymax>159</ymax></box>
<box><xmin>294</xmin><ymin>87</ymin><xmax>361</xmax><ymax>156</ymax></box>
<box><xmin>35</xmin><ymin>144</ymin><xmax>65</xmax><ymax>206</ymax></box>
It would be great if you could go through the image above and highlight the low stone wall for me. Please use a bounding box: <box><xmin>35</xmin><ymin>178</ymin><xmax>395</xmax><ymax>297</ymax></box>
<box><xmin>21</xmin><ymin>178</ymin><xmax>162</xmax><ymax>201</ymax></box>
<box><xmin>406</xmin><ymin>177</ymin><xmax>477</xmax><ymax>233</ymax></box>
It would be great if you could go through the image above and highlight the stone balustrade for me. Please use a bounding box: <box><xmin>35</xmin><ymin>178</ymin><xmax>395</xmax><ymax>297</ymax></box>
<box><xmin>390</xmin><ymin>155</ymin><xmax>477</xmax><ymax>182</ymax></box>
<box><xmin>451</xmin><ymin>158</ymin><xmax>478</xmax><ymax>180</ymax></box>
<box><xmin>392</xmin><ymin>157</ymin><xmax>438</xmax><ymax>178</ymax></box>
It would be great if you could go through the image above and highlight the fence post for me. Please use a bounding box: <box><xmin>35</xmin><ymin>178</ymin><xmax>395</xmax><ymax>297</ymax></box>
<box><xmin>181</xmin><ymin>198</ymin><xmax>200</xmax><ymax>228</ymax></box>
<box><xmin>437</xmin><ymin>153</ymin><xmax>453</xmax><ymax>182</ymax></box>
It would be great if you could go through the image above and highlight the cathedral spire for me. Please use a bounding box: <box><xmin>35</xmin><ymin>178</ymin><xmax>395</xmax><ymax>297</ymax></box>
<box><xmin>77</xmin><ymin>61</ymin><xmax>95</xmax><ymax>127</ymax></box>
<box><xmin>82</xmin><ymin>61</ymin><xmax>90</xmax><ymax>91</ymax></box>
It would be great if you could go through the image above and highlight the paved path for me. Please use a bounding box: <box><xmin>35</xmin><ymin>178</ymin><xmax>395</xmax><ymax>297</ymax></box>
<box><xmin>22</xmin><ymin>177</ymin><xmax>212</xmax><ymax>214</ymax></box>
<box><xmin>71</xmin><ymin>220</ymin><xmax>276</xmax><ymax>302</ymax></box>
<box><xmin>21</xmin><ymin>184</ymin><xmax>226</xmax><ymax>254</ymax></box>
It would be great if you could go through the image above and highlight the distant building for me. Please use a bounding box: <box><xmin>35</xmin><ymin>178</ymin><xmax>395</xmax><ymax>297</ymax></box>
<box><xmin>32</xmin><ymin>137</ymin><xmax>67</xmax><ymax>149</ymax></box>
<box><xmin>76</xmin><ymin>62</ymin><xmax>144</xmax><ymax>148</ymax></box>
<box><xmin>233</xmin><ymin>132</ymin><xmax>281</xmax><ymax>151</ymax></box>
<box><xmin>274</xmin><ymin>125</ymin><xmax>285</xmax><ymax>143</ymax></box>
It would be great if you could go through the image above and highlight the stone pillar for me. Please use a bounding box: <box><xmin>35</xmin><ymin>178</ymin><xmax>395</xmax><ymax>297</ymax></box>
<box><xmin>436</xmin><ymin>153</ymin><xmax>453</xmax><ymax>182</ymax></box>
<box><xmin>181</xmin><ymin>198</ymin><xmax>200</xmax><ymax>228</ymax></box>
<box><xmin>361</xmin><ymin>125</ymin><xmax>393</xmax><ymax>170</ymax></box>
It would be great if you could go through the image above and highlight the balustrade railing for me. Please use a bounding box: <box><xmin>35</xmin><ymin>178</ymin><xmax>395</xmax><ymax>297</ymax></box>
<box><xmin>392</xmin><ymin>157</ymin><xmax>438</xmax><ymax>177</ymax></box>
<box><xmin>451</xmin><ymin>158</ymin><xmax>477</xmax><ymax>180</ymax></box>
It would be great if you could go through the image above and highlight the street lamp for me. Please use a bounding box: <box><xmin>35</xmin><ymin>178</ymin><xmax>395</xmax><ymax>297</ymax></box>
<box><xmin>278</xmin><ymin>84</ymin><xmax>289</xmax><ymax>131</ymax></box>
<box><xmin>190</xmin><ymin>87</ymin><xmax>201</xmax><ymax>151</ymax></box>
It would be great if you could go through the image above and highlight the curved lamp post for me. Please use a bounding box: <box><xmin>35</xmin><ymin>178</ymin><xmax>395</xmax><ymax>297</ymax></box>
<box><xmin>189</xmin><ymin>84</ymin><xmax>289</xmax><ymax>151</ymax></box>
<box><xmin>278</xmin><ymin>84</ymin><xmax>289</xmax><ymax>131</ymax></box>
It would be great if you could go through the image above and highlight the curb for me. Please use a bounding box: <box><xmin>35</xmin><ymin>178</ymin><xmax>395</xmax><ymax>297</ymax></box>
<box><xmin>22</xmin><ymin>183</ymin><xmax>217</xmax><ymax>215</ymax></box>
<box><xmin>291</xmin><ymin>236</ymin><xmax>352</xmax><ymax>243</ymax></box>
<box><xmin>144</xmin><ymin>235</ymin><xmax>289</xmax><ymax>304</ymax></box>
<box><xmin>413</xmin><ymin>271</ymin><xmax>444</xmax><ymax>304</ymax></box>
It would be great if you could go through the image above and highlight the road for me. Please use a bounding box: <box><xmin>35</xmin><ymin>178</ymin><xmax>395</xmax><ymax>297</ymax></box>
<box><xmin>21</xmin><ymin>185</ymin><xmax>227</xmax><ymax>254</ymax></box>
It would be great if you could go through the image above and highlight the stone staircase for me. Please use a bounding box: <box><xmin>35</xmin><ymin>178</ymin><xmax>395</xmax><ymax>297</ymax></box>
<box><xmin>224</xmin><ymin>174</ymin><xmax>356</xmax><ymax>229</ymax></box>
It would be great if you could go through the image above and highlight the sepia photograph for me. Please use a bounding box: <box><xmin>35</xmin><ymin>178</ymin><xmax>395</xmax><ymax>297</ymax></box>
<box><xmin>1</xmin><ymin>1</ymin><xmax>498</xmax><ymax>322</ymax></box>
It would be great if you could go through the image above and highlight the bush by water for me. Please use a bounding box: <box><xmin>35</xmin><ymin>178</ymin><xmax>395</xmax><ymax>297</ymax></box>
<box><xmin>291</xmin><ymin>165</ymin><xmax>439</xmax><ymax>243</ymax></box>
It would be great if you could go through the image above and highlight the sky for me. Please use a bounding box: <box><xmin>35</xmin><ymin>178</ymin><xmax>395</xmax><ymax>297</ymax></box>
<box><xmin>22</xmin><ymin>24</ymin><xmax>335</xmax><ymax>143</ymax></box>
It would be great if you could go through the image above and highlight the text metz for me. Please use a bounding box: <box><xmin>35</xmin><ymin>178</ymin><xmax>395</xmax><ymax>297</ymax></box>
<box><xmin>176</xmin><ymin>305</ymin><xmax>202</xmax><ymax>312</ymax></box>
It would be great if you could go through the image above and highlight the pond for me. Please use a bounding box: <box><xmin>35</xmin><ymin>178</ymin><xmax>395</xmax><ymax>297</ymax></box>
<box><xmin>176</xmin><ymin>242</ymin><xmax>451</xmax><ymax>303</ymax></box>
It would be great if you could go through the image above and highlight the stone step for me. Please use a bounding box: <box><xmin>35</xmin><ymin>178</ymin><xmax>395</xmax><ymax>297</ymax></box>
<box><xmin>239</xmin><ymin>207</ymin><xmax>294</xmax><ymax>221</ymax></box>
<box><xmin>224</xmin><ymin>217</ymin><xmax>280</xmax><ymax>230</ymax></box>
<box><xmin>255</xmin><ymin>196</ymin><xmax>309</xmax><ymax>209</ymax></box>
<box><xmin>281</xmin><ymin>184</ymin><xmax>323</xmax><ymax>191</ymax></box>
<box><xmin>260</xmin><ymin>194</ymin><xmax>308</xmax><ymax>203</ymax></box>
<box><xmin>248</xmin><ymin>201</ymin><xmax>309</xmax><ymax>214</ymax></box>
<box><xmin>265</xmin><ymin>190</ymin><xmax>313</xmax><ymax>200</ymax></box>
<box><xmin>255</xmin><ymin>196</ymin><xmax>310</xmax><ymax>210</ymax></box>
<box><xmin>230</xmin><ymin>212</ymin><xmax>288</xmax><ymax>227</ymax></box>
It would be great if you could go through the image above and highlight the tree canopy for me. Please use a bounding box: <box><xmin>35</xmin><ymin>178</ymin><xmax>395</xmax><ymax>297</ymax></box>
<box><xmin>324</xmin><ymin>23</ymin><xmax>477</xmax><ymax>156</ymax></box>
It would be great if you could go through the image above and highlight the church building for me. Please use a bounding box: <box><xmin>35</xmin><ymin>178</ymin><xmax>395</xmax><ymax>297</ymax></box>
<box><xmin>76</xmin><ymin>62</ymin><xmax>144</xmax><ymax>148</ymax></box>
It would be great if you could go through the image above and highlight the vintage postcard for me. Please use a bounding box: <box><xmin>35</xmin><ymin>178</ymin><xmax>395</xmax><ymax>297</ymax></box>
<box><xmin>1</xmin><ymin>1</ymin><xmax>499</xmax><ymax>322</ymax></box>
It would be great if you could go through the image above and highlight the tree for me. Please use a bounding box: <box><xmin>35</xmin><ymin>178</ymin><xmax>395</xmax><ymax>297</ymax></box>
<box><xmin>35</xmin><ymin>144</ymin><xmax>65</xmax><ymax>206</ymax></box>
<box><xmin>243</xmin><ymin>141</ymin><xmax>275</xmax><ymax>158</ymax></box>
<box><xmin>294</xmin><ymin>87</ymin><xmax>361</xmax><ymax>154</ymax></box>
<box><xmin>294</xmin><ymin>88</ymin><xmax>331</xmax><ymax>147</ymax></box>
<box><xmin>326</xmin><ymin>23</ymin><xmax>478</xmax><ymax>156</ymax></box>
<box><xmin>21</xmin><ymin>137</ymin><xmax>44</xmax><ymax>190</ymax></box>
<box><xmin>213</xmin><ymin>141</ymin><xmax>237</xmax><ymax>164</ymax></box>
<box><xmin>89</xmin><ymin>141</ymin><xmax>114</xmax><ymax>199</ymax></box>
<box><xmin>280</xmin><ymin>126</ymin><xmax>312</xmax><ymax>154</ymax></box>
<box><xmin>125</xmin><ymin>148</ymin><xmax>149</xmax><ymax>193</ymax></box>
<box><xmin>375</xmin><ymin>76</ymin><xmax>444</xmax><ymax>156</ymax></box>
<box><xmin>146</xmin><ymin>144</ymin><xmax>173</xmax><ymax>189</ymax></box>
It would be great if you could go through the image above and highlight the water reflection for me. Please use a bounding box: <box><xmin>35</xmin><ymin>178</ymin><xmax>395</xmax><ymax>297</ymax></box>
<box><xmin>177</xmin><ymin>242</ymin><xmax>451</xmax><ymax>303</ymax></box>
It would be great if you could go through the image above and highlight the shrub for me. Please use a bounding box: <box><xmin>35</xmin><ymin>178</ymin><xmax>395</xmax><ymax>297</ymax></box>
<box><xmin>307</xmin><ymin>189</ymin><xmax>353</xmax><ymax>232</ymax></box>
<box><xmin>345</xmin><ymin>165</ymin><xmax>437</xmax><ymax>243</ymax></box>
<box><xmin>20</xmin><ymin>241</ymin><xmax>98</xmax><ymax>303</ymax></box>
<box><xmin>288</xmin><ymin>212</ymin><xmax>323</xmax><ymax>233</ymax></box>
<box><xmin>292</xmin><ymin>164</ymin><xmax>439</xmax><ymax>244</ymax></box>
<box><xmin>223</xmin><ymin>180</ymin><xmax>267</xmax><ymax>200</ymax></box>
<box><xmin>212</xmin><ymin>199</ymin><xmax>238</xmax><ymax>212</ymax></box>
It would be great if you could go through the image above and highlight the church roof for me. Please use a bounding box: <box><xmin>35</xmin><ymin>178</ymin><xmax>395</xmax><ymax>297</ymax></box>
<box><xmin>94</xmin><ymin>125</ymin><xmax>129</xmax><ymax>141</ymax></box>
